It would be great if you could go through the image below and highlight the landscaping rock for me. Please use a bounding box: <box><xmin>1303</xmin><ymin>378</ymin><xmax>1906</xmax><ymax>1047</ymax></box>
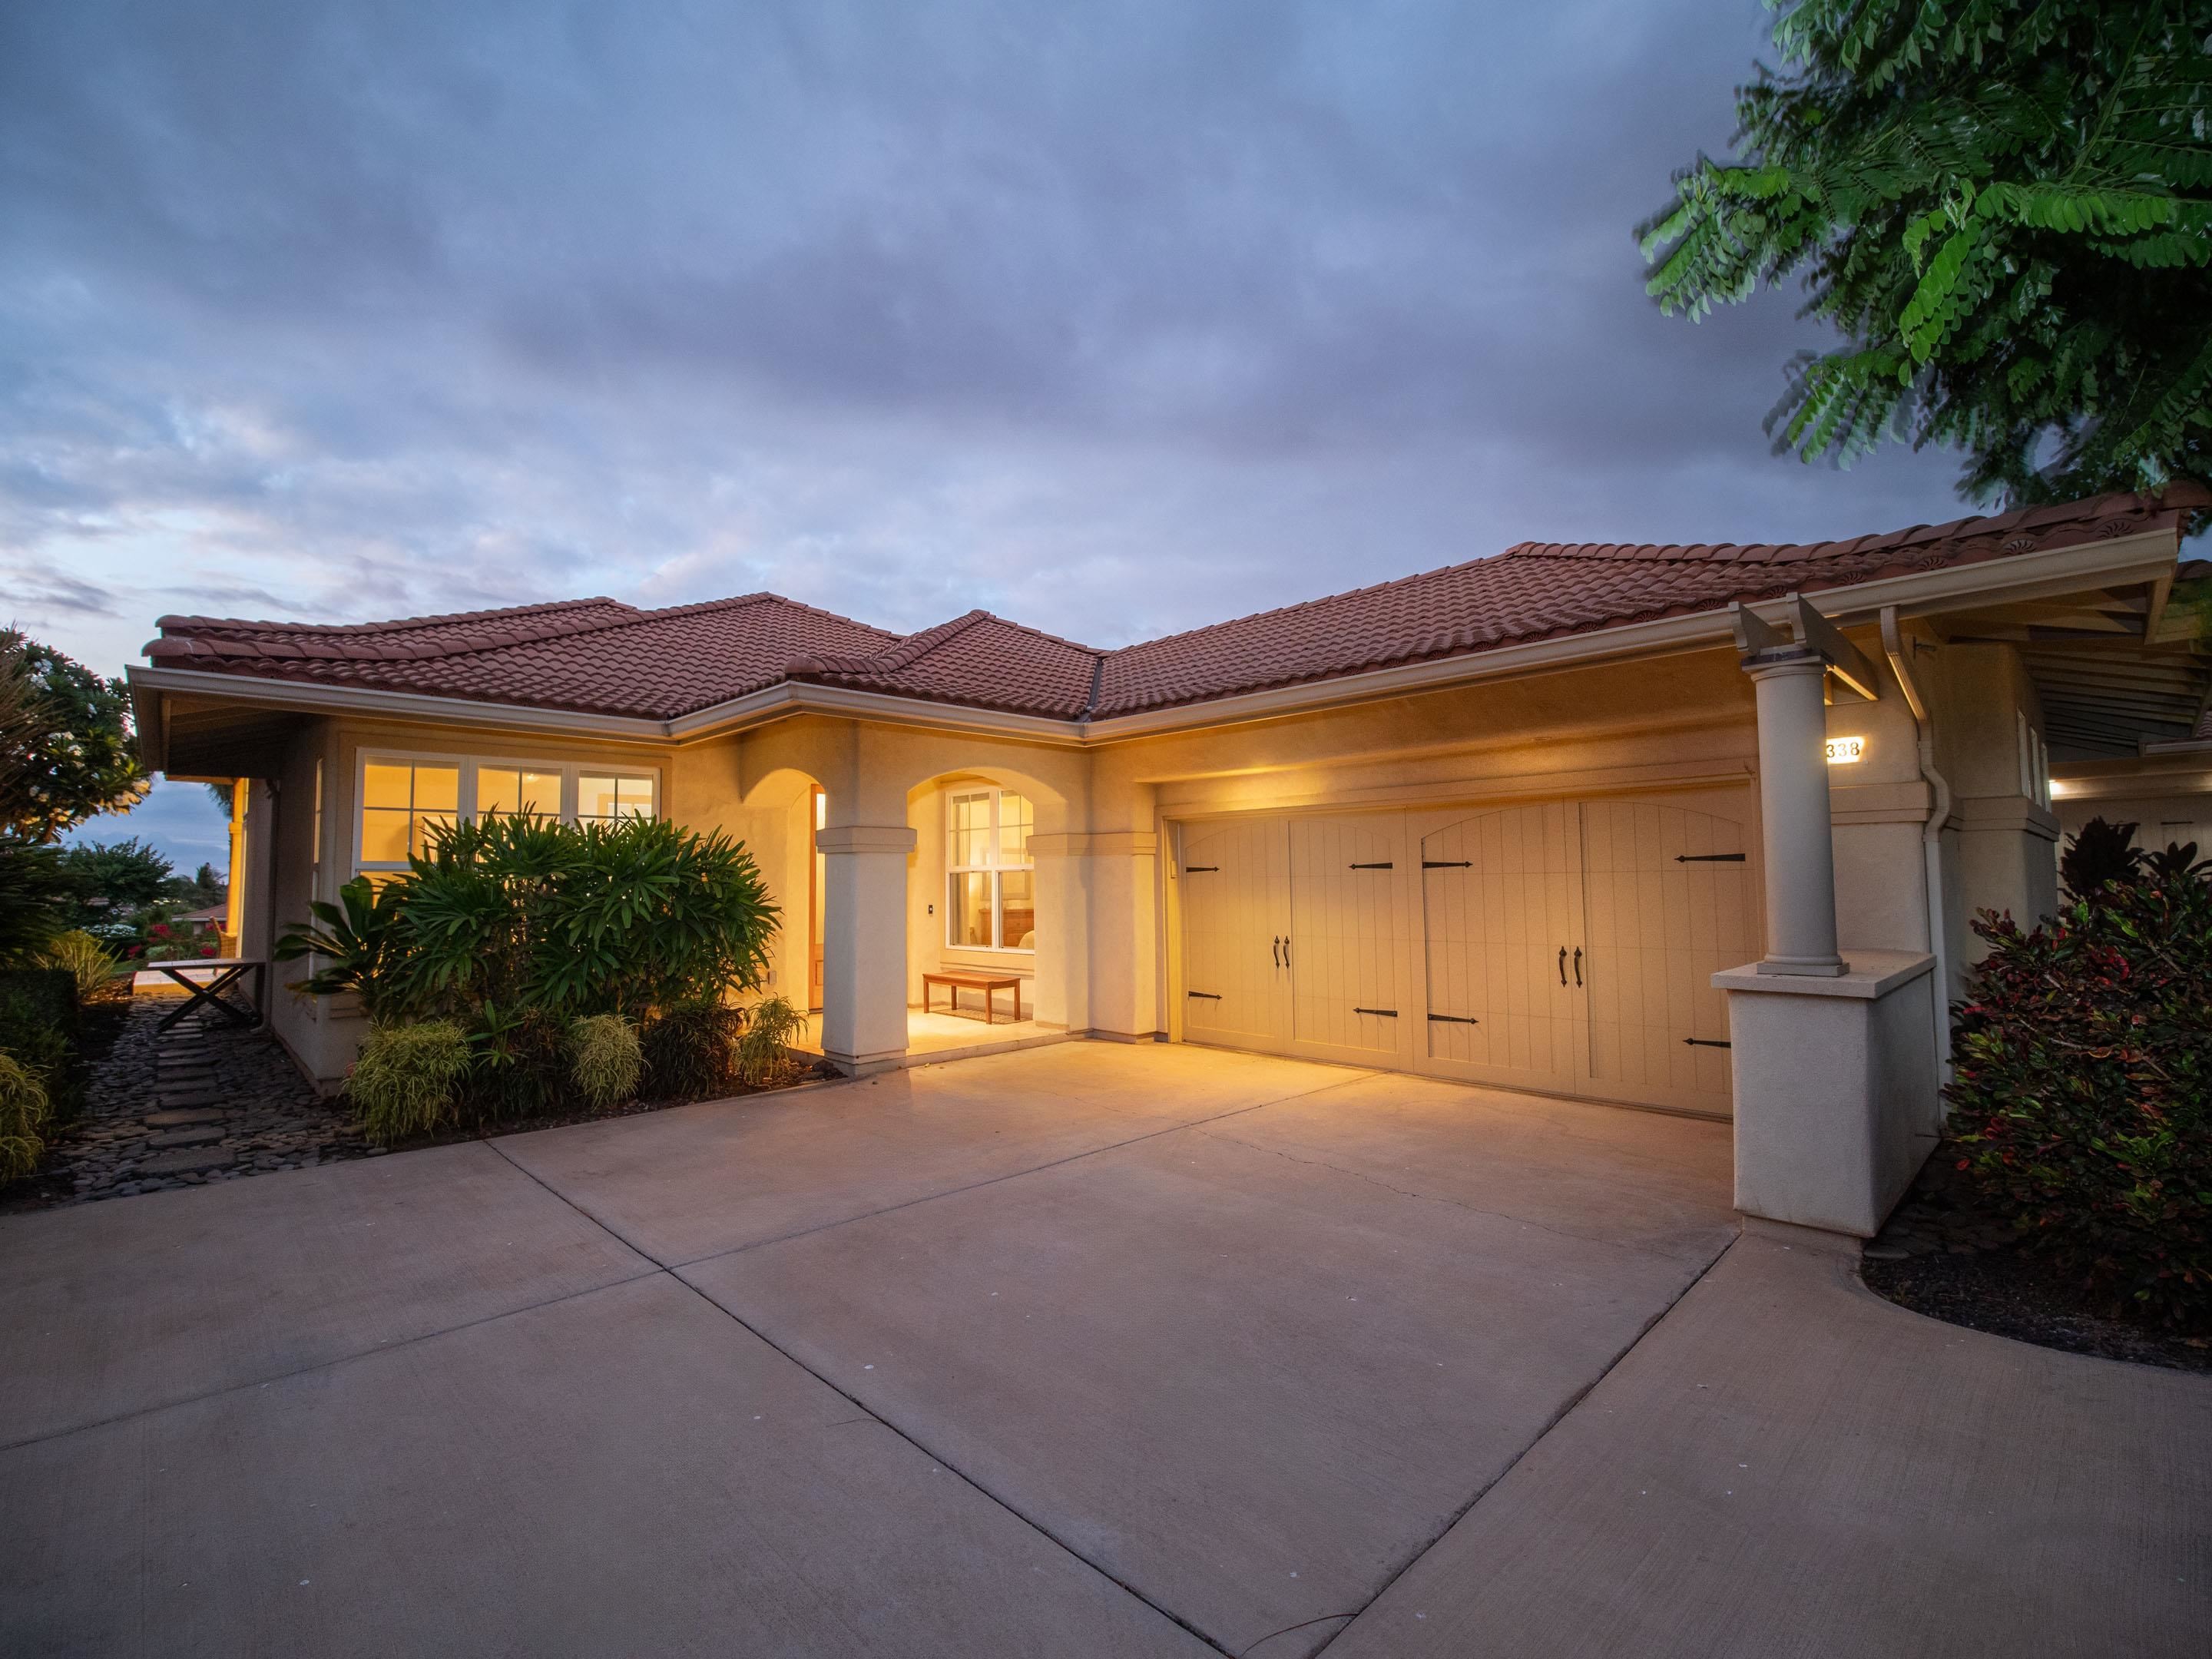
<box><xmin>4</xmin><ymin>998</ymin><xmax>368</xmax><ymax>1210</ymax></box>
<box><xmin>135</xmin><ymin>1147</ymin><xmax>237</xmax><ymax>1177</ymax></box>
<box><xmin>147</xmin><ymin>1126</ymin><xmax>225</xmax><ymax>1150</ymax></box>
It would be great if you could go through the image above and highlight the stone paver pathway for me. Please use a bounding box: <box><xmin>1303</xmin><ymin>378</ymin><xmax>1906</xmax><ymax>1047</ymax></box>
<box><xmin>34</xmin><ymin>995</ymin><xmax>367</xmax><ymax>1204</ymax></box>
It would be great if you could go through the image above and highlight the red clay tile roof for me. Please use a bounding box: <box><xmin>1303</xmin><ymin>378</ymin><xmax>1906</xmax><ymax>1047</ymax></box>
<box><xmin>146</xmin><ymin>487</ymin><xmax>2204</xmax><ymax>725</ymax></box>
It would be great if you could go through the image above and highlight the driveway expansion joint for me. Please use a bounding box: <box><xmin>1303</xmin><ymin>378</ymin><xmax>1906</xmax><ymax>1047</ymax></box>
<box><xmin>654</xmin><ymin>1070</ymin><xmax>1385</xmax><ymax>1276</ymax></box>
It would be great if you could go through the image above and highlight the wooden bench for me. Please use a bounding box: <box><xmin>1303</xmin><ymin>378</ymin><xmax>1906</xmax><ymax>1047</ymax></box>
<box><xmin>922</xmin><ymin>971</ymin><xmax>1024</xmax><ymax>1025</ymax></box>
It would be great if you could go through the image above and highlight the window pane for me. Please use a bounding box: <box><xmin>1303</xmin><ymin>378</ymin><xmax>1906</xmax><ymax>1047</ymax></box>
<box><xmin>949</xmin><ymin>871</ymin><xmax>992</xmax><ymax>948</ymax></box>
<box><xmin>949</xmin><ymin>793</ymin><xmax>991</xmax><ymax>869</ymax></box>
<box><xmin>412</xmin><ymin>811</ymin><xmax>455</xmax><ymax>856</ymax></box>
<box><xmin>363</xmin><ymin>763</ymin><xmax>413</xmax><ymax>811</ymax></box>
<box><xmin>477</xmin><ymin>767</ymin><xmax>561</xmax><ymax>820</ymax></box>
<box><xmin>414</xmin><ymin>767</ymin><xmax>459</xmax><ymax>812</ymax></box>
<box><xmin>998</xmin><ymin>791</ymin><xmax>1033</xmax><ymax>864</ymax></box>
<box><xmin>577</xmin><ymin>774</ymin><xmax>653</xmax><ymax>821</ymax></box>
<box><xmin>361</xmin><ymin>808</ymin><xmax>410</xmax><ymax>863</ymax></box>
<box><xmin>999</xmin><ymin>868</ymin><xmax>1035</xmax><ymax>950</ymax></box>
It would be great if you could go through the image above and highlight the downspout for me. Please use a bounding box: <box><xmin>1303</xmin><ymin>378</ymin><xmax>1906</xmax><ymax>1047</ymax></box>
<box><xmin>1882</xmin><ymin>606</ymin><xmax>1953</xmax><ymax>1091</ymax></box>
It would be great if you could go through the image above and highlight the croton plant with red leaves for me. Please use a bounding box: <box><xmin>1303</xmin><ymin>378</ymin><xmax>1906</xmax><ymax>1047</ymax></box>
<box><xmin>1949</xmin><ymin>855</ymin><xmax>2212</xmax><ymax>1329</ymax></box>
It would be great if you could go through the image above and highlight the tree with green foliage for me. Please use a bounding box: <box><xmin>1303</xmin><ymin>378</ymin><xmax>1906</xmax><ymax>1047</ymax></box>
<box><xmin>55</xmin><ymin>839</ymin><xmax>175</xmax><ymax>921</ymax></box>
<box><xmin>1642</xmin><ymin>0</ymin><xmax>2212</xmax><ymax>504</ymax></box>
<box><xmin>0</xmin><ymin>629</ymin><xmax>147</xmax><ymax>843</ymax></box>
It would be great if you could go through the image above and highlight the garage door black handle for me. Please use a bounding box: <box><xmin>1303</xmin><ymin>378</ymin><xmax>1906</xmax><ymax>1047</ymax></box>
<box><xmin>1427</xmin><ymin>1013</ymin><xmax>1479</xmax><ymax>1025</ymax></box>
<box><xmin>1558</xmin><ymin>946</ymin><xmax>1567</xmax><ymax>985</ymax></box>
<box><xmin>1272</xmin><ymin>935</ymin><xmax>1281</xmax><ymax>967</ymax></box>
<box><xmin>1184</xmin><ymin>865</ymin><xmax>1219</xmax><ymax>873</ymax></box>
<box><xmin>1683</xmin><ymin>1037</ymin><xmax>1731</xmax><ymax>1048</ymax></box>
<box><xmin>1573</xmin><ymin>946</ymin><xmax>1582</xmax><ymax>988</ymax></box>
<box><xmin>1349</xmin><ymin>861</ymin><xmax>1393</xmax><ymax>869</ymax></box>
<box><xmin>1422</xmin><ymin>859</ymin><xmax>1471</xmax><ymax>869</ymax></box>
<box><xmin>1675</xmin><ymin>853</ymin><xmax>1745</xmax><ymax>863</ymax></box>
<box><xmin>1353</xmin><ymin>1007</ymin><xmax>1398</xmax><ymax>1018</ymax></box>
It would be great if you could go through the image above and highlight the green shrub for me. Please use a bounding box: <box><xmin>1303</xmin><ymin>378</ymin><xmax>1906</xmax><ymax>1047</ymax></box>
<box><xmin>41</xmin><ymin>930</ymin><xmax>118</xmax><ymax>1004</ymax></box>
<box><xmin>569</xmin><ymin>1014</ymin><xmax>643</xmax><ymax>1109</ymax></box>
<box><xmin>0</xmin><ymin>969</ymin><xmax>80</xmax><ymax>1124</ymax></box>
<box><xmin>279</xmin><ymin>815</ymin><xmax>780</xmax><ymax>1119</ymax></box>
<box><xmin>349</xmin><ymin>1022</ymin><xmax>474</xmax><ymax>1146</ymax></box>
<box><xmin>641</xmin><ymin>1003</ymin><xmax>741</xmax><ymax>1101</ymax></box>
<box><xmin>0</xmin><ymin>1050</ymin><xmax>48</xmax><ymax>1183</ymax></box>
<box><xmin>735</xmin><ymin>995</ymin><xmax>810</xmax><ymax>1088</ymax></box>
<box><xmin>1947</xmin><ymin>863</ymin><xmax>2212</xmax><ymax>1328</ymax></box>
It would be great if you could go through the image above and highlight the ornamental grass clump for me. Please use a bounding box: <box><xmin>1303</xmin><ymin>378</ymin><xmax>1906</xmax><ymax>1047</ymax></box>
<box><xmin>569</xmin><ymin>1014</ymin><xmax>643</xmax><ymax>1109</ymax></box>
<box><xmin>41</xmin><ymin>930</ymin><xmax>118</xmax><ymax>1005</ymax></box>
<box><xmin>641</xmin><ymin>1003</ymin><xmax>742</xmax><ymax>1101</ymax></box>
<box><xmin>349</xmin><ymin>1021</ymin><xmax>473</xmax><ymax>1146</ymax></box>
<box><xmin>0</xmin><ymin>1050</ymin><xmax>48</xmax><ymax>1183</ymax></box>
<box><xmin>1946</xmin><ymin>831</ymin><xmax>2212</xmax><ymax>1330</ymax></box>
<box><xmin>734</xmin><ymin>995</ymin><xmax>810</xmax><ymax>1088</ymax></box>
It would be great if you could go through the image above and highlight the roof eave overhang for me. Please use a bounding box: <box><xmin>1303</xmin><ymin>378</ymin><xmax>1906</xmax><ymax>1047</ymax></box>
<box><xmin>124</xmin><ymin>665</ymin><xmax>1093</xmax><ymax>752</ymax></box>
<box><xmin>127</xmin><ymin>525</ymin><xmax>2181</xmax><ymax>758</ymax></box>
<box><xmin>1080</xmin><ymin>525</ymin><xmax>2185</xmax><ymax>742</ymax></box>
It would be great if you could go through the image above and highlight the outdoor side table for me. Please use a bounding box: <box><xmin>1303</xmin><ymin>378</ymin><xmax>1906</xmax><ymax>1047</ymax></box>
<box><xmin>146</xmin><ymin>959</ymin><xmax>267</xmax><ymax>1031</ymax></box>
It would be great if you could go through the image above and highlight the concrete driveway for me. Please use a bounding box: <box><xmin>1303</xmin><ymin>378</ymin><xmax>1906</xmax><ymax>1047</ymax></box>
<box><xmin>3</xmin><ymin>1042</ymin><xmax>2205</xmax><ymax>1657</ymax></box>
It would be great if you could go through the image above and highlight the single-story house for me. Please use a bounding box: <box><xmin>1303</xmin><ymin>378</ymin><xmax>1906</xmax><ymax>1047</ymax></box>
<box><xmin>127</xmin><ymin>485</ymin><xmax>2209</xmax><ymax>1238</ymax></box>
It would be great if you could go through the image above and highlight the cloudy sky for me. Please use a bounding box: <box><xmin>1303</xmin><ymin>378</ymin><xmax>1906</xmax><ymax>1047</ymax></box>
<box><xmin>4</xmin><ymin>0</ymin><xmax>1973</xmax><ymax>864</ymax></box>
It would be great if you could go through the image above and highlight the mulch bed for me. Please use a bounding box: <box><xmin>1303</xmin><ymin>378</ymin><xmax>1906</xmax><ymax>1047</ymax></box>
<box><xmin>1860</xmin><ymin>1159</ymin><xmax>2211</xmax><ymax>1374</ymax></box>
<box><xmin>1</xmin><ymin>992</ymin><xmax>840</xmax><ymax>1212</ymax></box>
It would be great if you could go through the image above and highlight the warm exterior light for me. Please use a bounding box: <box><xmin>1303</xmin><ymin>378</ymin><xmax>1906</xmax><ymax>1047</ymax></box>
<box><xmin>1825</xmin><ymin>736</ymin><xmax>1865</xmax><ymax>764</ymax></box>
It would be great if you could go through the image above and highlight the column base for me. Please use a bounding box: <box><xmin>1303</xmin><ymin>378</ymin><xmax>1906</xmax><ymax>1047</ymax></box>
<box><xmin>1714</xmin><ymin>950</ymin><xmax>1940</xmax><ymax>1237</ymax></box>
<box><xmin>822</xmin><ymin>1048</ymin><xmax>908</xmax><ymax>1078</ymax></box>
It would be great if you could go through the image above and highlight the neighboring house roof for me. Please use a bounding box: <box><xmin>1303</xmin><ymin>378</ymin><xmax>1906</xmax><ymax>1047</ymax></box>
<box><xmin>145</xmin><ymin>486</ymin><xmax>2204</xmax><ymax>725</ymax></box>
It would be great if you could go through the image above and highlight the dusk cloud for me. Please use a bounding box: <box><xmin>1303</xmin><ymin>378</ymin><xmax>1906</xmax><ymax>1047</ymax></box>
<box><xmin>3</xmin><ymin>0</ymin><xmax>1970</xmax><ymax>694</ymax></box>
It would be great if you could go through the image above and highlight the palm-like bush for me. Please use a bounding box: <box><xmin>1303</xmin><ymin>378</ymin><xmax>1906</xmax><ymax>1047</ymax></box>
<box><xmin>278</xmin><ymin>814</ymin><xmax>779</xmax><ymax>1125</ymax></box>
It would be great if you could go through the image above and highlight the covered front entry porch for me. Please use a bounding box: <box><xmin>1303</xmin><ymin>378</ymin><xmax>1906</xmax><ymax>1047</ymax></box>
<box><xmin>727</xmin><ymin>716</ymin><xmax>1142</xmax><ymax>1076</ymax></box>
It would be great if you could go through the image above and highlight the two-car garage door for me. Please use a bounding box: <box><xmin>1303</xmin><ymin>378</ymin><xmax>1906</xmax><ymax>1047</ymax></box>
<box><xmin>1175</xmin><ymin>793</ymin><xmax>1755</xmax><ymax>1118</ymax></box>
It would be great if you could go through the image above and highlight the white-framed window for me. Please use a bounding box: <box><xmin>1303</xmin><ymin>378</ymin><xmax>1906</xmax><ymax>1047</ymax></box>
<box><xmin>945</xmin><ymin>786</ymin><xmax>1035</xmax><ymax>952</ymax></box>
<box><xmin>353</xmin><ymin>752</ymin><xmax>660</xmax><ymax>879</ymax></box>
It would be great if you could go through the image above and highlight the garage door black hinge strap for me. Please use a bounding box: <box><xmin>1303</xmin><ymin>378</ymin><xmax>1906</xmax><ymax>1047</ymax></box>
<box><xmin>1184</xmin><ymin>865</ymin><xmax>1219</xmax><ymax>873</ymax></box>
<box><xmin>1187</xmin><ymin>991</ymin><xmax>1221</xmax><ymax>1000</ymax></box>
<box><xmin>1348</xmin><ymin>861</ymin><xmax>1393</xmax><ymax>869</ymax></box>
<box><xmin>1427</xmin><ymin>1013</ymin><xmax>1479</xmax><ymax>1025</ymax></box>
<box><xmin>1675</xmin><ymin>853</ymin><xmax>1747</xmax><ymax>863</ymax></box>
<box><xmin>1682</xmin><ymin>1037</ymin><xmax>1732</xmax><ymax>1048</ymax></box>
<box><xmin>1422</xmin><ymin>859</ymin><xmax>1472</xmax><ymax>869</ymax></box>
<box><xmin>1353</xmin><ymin>1006</ymin><xmax>1399</xmax><ymax>1017</ymax></box>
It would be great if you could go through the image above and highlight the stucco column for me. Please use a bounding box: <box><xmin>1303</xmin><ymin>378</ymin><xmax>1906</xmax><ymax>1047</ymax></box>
<box><xmin>817</xmin><ymin>823</ymin><xmax>916</xmax><ymax>1074</ymax></box>
<box><xmin>1749</xmin><ymin>654</ymin><xmax>1845</xmax><ymax>976</ymax></box>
